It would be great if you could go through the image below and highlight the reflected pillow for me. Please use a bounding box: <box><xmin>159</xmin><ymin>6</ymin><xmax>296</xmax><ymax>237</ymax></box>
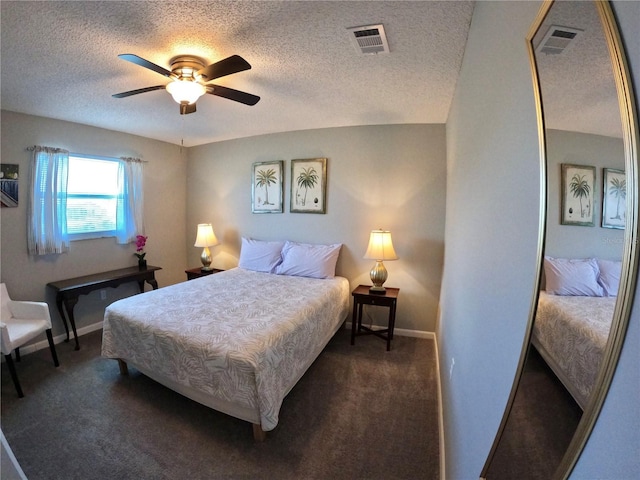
<box><xmin>275</xmin><ymin>241</ymin><xmax>342</xmax><ymax>279</ymax></box>
<box><xmin>238</xmin><ymin>237</ymin><xmax>285</xmax><ymax>273</ymax></box>
<box><xmin>543</xmin><ymin>256</ymin><xmax>604</xmax><ymax>296</ymax></box>
<box><xmin>597</xmin><ymin>259</ymin><xmax>622</xmax><ymax>297</ymax></box>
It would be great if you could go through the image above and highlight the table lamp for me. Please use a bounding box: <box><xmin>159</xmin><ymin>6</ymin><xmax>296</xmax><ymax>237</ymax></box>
<box><xmin>194</xmin><ymin>223</ymin><xmax>219</xmax><ymax>271</ymax></box>
<box><xmin>363</xmin><ymin>229</ymin><xmax>398</xmax><ymax>294</ymax></box>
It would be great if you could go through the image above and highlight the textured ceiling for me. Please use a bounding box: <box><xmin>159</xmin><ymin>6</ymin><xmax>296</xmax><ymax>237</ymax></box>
<box><xmin>0</xmin><ymin>1</ymin><xmax>474</xmax><ymax>147</ymax></box>
<box><xmin>1</xmin><ymin>1</ymin><xmax>622</xmax><ymax>147</ymax></box>
<box><xmin>532</xmin><ymin>0</ymin><xmax>622</xmax><ymax>139</ymax></box>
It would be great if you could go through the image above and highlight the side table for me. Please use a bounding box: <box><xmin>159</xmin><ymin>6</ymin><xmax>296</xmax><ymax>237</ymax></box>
<box><xmin>185</xmin><ymin>267</ymin><xmax>224</xmax><ymax>280</ymax></box>
<box><xmin>351</xmin><ymin>285</ymin><xmax>400</xmax><ymax>351</ymax></box>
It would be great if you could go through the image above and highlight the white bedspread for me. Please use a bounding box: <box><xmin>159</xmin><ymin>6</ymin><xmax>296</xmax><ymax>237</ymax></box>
<box><xmin>532</xmin><ymin>291</ymin><xmax>615</xmax><ymax>408</ymax></box>
<box><xmin>101</xmin><ymin>268</ymin><xmax>349</xmax><ymax>430</ymax></box>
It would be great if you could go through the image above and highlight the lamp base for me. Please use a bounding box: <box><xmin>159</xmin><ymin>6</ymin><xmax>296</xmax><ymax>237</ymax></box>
<box><xmin>201</xmin><ymin>266</ymin><xmax>213</xmax><ymax>272</ymax></box>
<box><xmin>369</xmin><ymin>260</ymin><xmax>388</xmax><ymax>295</ymax></box>
<box><xmin>200</xmin><ymin>247</ymin><xmax>212</xmax><ymax>271</ymax></box>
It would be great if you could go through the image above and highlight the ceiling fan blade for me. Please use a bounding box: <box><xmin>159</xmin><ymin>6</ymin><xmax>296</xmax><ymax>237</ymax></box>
<box><xmin>180</xmin><ymin>103</ymin><xmax>197</xmax><ymax>115</ymax></box>
<box><xmin>112</xmin><ymin>85</ymin><xmax>166</xmax><ymax>98</ymax></box>
<box><xmin>207</xmin><ymin>85</ymin><xmax>260</xmax><ymax>106</ymax></box>
<box><xmin>198</xmin><ymin>55</ymin><xmax>251</xmax><ymax>82</ymax></box>
<box><xmin>118</xmin><ymin>54</ymin><xmax>174</xmax><ymax>78</ymax></box>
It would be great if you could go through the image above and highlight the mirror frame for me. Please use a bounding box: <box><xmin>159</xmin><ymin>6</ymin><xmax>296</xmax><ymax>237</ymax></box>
<box><xmin>481</xmin><ymin>1</ymin><xmax>639</xmax><ymax>478</ymax></box>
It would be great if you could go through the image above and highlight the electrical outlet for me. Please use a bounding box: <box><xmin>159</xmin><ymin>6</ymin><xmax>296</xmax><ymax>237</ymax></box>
<box><xmin>449</xmin><ymin>357</ymin><xmax>455</xmax><ymax>380</ymax></box>
<box><xmin>100</xmin><ymin>289</ymin><xmax>107</xmax><ymax>300</ymax></box>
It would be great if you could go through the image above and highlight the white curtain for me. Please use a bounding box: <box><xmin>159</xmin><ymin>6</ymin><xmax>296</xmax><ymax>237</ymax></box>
<box><xmin>115</xmin><ymin>157</ymin><xmax>144</xmax><ymax>244</ymax></box>
<box><xmin>27</xmin><ymin>146</ymin><xmax>70</xmax><ymax>255</ymax></box>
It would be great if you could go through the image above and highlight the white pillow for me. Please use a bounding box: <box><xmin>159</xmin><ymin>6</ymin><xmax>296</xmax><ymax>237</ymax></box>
<box><xmin>597</xmin><ymin>259</ymin><xmax>622</xmax><ymax>297</ymax></box>
<box><xmin>238</xmin><ymin>237</ymin><xmax>285</xmax><ymax>273</ymax></box>
<box><xmin>275</xmin><ymin>241</ymin><xmax>342</xmax><ymax>279</ymax></box>
<box><xmin>543</xmin><ymin>256</ymin><xmax>604</xmax><ymax>296</ymax></box>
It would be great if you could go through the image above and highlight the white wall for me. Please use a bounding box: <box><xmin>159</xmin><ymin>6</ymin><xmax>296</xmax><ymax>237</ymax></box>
<box><xmin>186</xmin><ymin>124</ymin><xmax>446</xmax><ymax>333</ymax></box>
<box><xmin>439</xmin><ymin>1</ymin><xmax>640</xmax><ymax>478</ymax></box>
<box><xmin>546</xmin><ymin>129</ymin><xmax>625</xmax><ymax>260</ymax></box>
<box><xmin>0</xmin><ymin>111</ymin><xmax>188</xmax><ymax>338</ymax></box>
<box><xmin>440</xmin><ymin>0</ymin><xmax>554</xmax><ymax>477</ymax></box>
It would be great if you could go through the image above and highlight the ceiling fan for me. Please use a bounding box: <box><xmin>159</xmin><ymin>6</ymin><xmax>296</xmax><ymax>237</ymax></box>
<box><xmin>112</xmin><ymin>54</ymin><xmax>260</xmax><ymax>114</ymax></box>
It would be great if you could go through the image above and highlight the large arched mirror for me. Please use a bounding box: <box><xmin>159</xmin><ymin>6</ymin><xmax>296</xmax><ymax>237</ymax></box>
<box><xmin>482</xmin><ymin>1</ymin><xmax>638</xmax><ymax>479</ymax></box>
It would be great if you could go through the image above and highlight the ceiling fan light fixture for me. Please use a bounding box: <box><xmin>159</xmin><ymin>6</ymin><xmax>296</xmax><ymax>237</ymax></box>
<box><xmin>166</xmin><ymin>79</ymin><xmax>206</xmax><ymax>105</ymax></box>
<box><xmin>114</xmin><ymin>53</ymin><xmax>259</xmax><ymax>110</ymax></box>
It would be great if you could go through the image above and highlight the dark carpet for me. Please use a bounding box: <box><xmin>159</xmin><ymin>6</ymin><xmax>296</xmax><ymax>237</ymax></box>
<box><xmin>485</xmin><ymin>346</ymin><xmax>583</xmax><ymax>479</ymax></box>
<box><xmin>1</xmin><ymin>328</ymin><xmax>439</xmax><ymax>480</ymax></box>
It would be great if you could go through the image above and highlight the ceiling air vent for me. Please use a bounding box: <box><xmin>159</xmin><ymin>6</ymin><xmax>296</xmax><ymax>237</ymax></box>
<box><xmin>347</xmin><ymin>24</ymin><xmax>389</xmax><ymax>55</ymax></box>
<box><xmin>535</xmin><ymin>25</ymin><xmax>583</xmax><ymax>55</ymax></box>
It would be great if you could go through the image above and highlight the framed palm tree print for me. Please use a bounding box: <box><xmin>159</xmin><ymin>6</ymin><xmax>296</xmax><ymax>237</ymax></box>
<box><xmin>252</xmin><ymin>160</ymin><xmax>284</xmax><ymax>213</ymax></box>
<box><xmin>602</xmin><ymin>168</ymin><xmax>626</xmax><ymax>229</ymax></box>
<box><xmin>291</xmin><ymin>158</ymin><xmax>327</xmax><ymax>213</ymax></box>
<box><xmin>561</xmin><ymin>163</ymin><xmax>596</xmax><ymax>226</ymax></box>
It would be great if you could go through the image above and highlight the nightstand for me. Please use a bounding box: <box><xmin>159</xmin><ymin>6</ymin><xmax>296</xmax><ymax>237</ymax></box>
<box><xmin>185</xmin><ymin>267</ymin><xmax>224</xmax><ymax>280</ymax></box>
<box><xmin>351</xmin><ymin>284</ymin><xmax>400</xmax><ymax>351</ymax></box>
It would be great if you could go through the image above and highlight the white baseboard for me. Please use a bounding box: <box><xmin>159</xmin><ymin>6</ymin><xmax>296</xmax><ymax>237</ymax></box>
<box><xmin>1</xmin><ymin>431</ymin><xmax>28</xmax><ymax>480</ymax></box>
<box><xmin>344</xmin><ymin>321</ymin><xmax>434</xmax><ymax>340</ymax></box>
<box><xmin>395</xmin><ymin>327</ymin><xmax>434</xmax><ymax>340</ymax></box>
<box><xmin>14</xmin><ymin>320</ymin><xmax>104</xmax><ymax>356</ymax></box>
<box><xmin>434</xmin><ymin>334</ymin><xmax>446</xmax><ymax>480</ymax></box>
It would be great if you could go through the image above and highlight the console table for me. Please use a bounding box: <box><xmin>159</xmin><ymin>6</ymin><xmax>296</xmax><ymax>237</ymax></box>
<box><xmin>47</xmin><ymin>265</ymin><xmax>161</xmax><ymax>350</ymax></box>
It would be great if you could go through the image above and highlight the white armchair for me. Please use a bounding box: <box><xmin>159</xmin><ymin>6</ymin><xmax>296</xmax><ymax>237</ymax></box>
<box><xmin>0</xmin><ymin>283</ymin><xmax>59</xmax><ymax>397</ymax></box>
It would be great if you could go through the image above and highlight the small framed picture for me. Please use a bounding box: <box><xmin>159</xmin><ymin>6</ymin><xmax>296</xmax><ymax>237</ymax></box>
<box><xmin>602</xmin><ymin>168</ymin><xmax>626</xmax><ymax>229</ymax></box>
<box><xmin>1</xmin><ymin>164</ymin><xmax>19</xmax><ymax>208</ymax></box>
<box><xmin>561</xmin><ymin>163</ymin><xmax>596</xmax><ymax>226</ymax></box>
<box><xmin>252</xmin><ymin>160</ymin><xmax>284</xmax><ymax>213</ymax></box>
<box><xmin>290</xmin><ymin>158</ymin><xmax>327</xmax><ymax>214</ymax></box>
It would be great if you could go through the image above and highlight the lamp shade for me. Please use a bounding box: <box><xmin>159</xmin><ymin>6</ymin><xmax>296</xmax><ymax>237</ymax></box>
<box><xmin>363</xmin><ymin>230</ymin><xmax>398</xmax><ymax>261</ymax></box>
<box><xmin>194</xmin><ymin>224</ymin><xmax>219</xmax><ymax>247</ymax></box>
<box><xmin>166</xmin><ymin>80</ymin><xmax>206</xmax><ymax>105</ymax></box>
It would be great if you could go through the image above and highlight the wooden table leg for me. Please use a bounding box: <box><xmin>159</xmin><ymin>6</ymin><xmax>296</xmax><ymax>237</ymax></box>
<box><xmin>389</xmin><ymin>301</ymin><xmax>397</xmax><ymax>340</ymax></box>
<box><xmin>117</xmin><ymin>359</ymin><xmax>129</xmax><ymax>376</ymax></box>
<box><xmin>387</xmin><ymin>300</ymin><xmax>397</xmax><ymax>351</ymax></box>
<box><xmin>55</xmin><ymin>297</ymin><xmax>70</xmax><ymax>342</ymax></box>
<box><xmin>62</xmin><ymin>297</ymin><xmax>80</xmax><ymax>350</ymax></box>
<box><xmin>386</xmin><ymin>307</ymin><xmax>392</xmax><ymax>351</ymax></box>
<box><xmin>252</xmin><ymin>423</ymin><xmax>266</xmax><ymax>442</ymax></box>
<box><xmin>351</xmin><ymin>300</ymin><xmax>358</xmax><ymax>345</ymax></box>
<box><xmin>137</xmin><ymin>276</ymin><xmax>158</xmax><ymax>293</ymax></box>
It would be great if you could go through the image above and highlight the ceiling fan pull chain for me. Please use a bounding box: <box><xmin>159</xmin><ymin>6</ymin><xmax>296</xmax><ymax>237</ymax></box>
<box><xmin>180</xmin><ymin>115</ymin><xmax>185</xmax><ymax>152</ymax></box>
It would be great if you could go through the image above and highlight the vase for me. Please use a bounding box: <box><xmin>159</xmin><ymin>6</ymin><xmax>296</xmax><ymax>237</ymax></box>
<box><xmin>138</xmin><ymin>259</ymin><xmax>147</xmax><ymax>271</ymax></box>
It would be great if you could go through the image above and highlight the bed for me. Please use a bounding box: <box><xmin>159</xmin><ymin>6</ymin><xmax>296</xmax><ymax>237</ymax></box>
<box><xmin>101</xmin><ymin>266</ymin><xmax>350</xmax><ymax>439</ymax></box>
<box><xmin>532</xmin><ymin>291</ymin><xmax>615</xmax><ymax>409</ymax></box>
<box><xmin>533</xmin><ymin>256</ymin><xmax>621</xmax><ymax>409</ymax></box>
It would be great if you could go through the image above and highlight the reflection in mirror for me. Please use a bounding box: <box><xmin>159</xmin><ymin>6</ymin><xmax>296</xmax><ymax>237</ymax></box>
<box><xmin>482</xmin><ymin>1</ymin><xmax>638</xmax><ymax>479</ymax></box>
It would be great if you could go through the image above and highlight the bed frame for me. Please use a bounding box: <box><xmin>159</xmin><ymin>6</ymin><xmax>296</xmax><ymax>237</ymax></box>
<box><xmin>117</xmin><ymin>358</ymin><xmax>267</xmax><ymax>440</ymax></box>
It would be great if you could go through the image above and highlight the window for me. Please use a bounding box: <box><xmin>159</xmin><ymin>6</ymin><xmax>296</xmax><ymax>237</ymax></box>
<box><xmin>67</xmin><ymin>155</ymin><xmax>119</xmax><ymax>239</ymax></box>
<box><xmin>28</xmin><ymin>146</ymin><xmax>144</xmax><ymax>256</ymax></box>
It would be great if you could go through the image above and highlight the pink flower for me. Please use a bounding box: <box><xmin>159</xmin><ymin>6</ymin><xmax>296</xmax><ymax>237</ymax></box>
<box><xmin>134</xmin><ymin>235</ymin><xmax>148</xmax><ymax>260</ymax></box>
<box><xmin>135</xmin><ymin>235</ymin><xmax>147</xmax><ymax>252</ymax></box>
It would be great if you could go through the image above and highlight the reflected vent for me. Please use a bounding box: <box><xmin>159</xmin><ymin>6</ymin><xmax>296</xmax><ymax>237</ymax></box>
<box><xmin>536</xmin><ymin>25</ymin><xmax>583</xmax><ymax>55</ymax></box>
<box><xmin>347</xmin><ymin>24</ymin><xmax>389</xmax><ymax>55</ymax></box>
